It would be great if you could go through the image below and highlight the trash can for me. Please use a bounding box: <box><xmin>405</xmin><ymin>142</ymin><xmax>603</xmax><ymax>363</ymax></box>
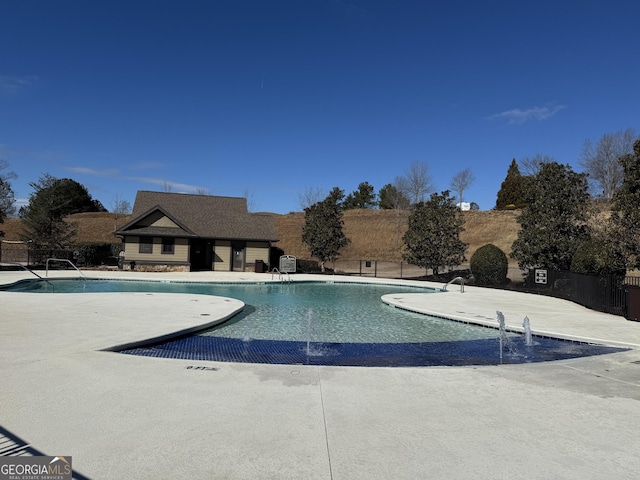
<box><xmin>255</xmin><ymin>259</ymin><xmax>265</xmax><ymax>273</ymax></box>
<box><xmin>626</xmin><ymin>285</ymin><xmax>640</xmax><ymax>321</ymax></box>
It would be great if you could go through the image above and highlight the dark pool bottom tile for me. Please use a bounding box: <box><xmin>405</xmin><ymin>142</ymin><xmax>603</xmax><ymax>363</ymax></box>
<box><xmin>119</xmin><ymin>336</ymin><xmax>629</xmax><ymax>367</ymax></box>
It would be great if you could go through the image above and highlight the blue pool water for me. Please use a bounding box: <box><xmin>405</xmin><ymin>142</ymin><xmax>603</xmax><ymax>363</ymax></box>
<box><xmin>3</xmin><ymin>278</ymin><xmax>628</xmax><ymax>366</ymax></box>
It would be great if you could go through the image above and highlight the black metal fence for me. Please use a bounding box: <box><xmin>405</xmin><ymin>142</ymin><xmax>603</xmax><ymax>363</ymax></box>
<box><xmin>525</xmin><ymin>269</ymin><xmax>640</xmax><ymax>318</ymax></box>
<box><xmin>1</xmin><ymin>245</ymin><xmax>120</xmax><ymax>268</ymax></box>
<box><xmin>0</xmin><ymin>247</ymin><xmax>73</xmax><ymax>266</ymax></box>
<box><xmin>332</xmin><ymin>260</ymin><xmax>428</xmax><ymax>279</ymax></box>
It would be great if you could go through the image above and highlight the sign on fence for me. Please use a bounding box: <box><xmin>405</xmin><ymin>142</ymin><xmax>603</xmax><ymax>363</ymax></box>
<box><xmin>534</xmin><ymin>269</ymin><xmax>548</xmax><ymax>285</ymax></box>
<box><xmin>279</xmin><ymin>255</ymin><xmax>297</xmax><ymax>273</ymax></box>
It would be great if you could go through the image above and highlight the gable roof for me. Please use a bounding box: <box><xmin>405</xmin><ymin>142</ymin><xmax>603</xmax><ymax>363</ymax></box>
<box><xmin>115</xmin><ymin>191</ymin><xmax>278</xmax><ymax>241</ymax></box>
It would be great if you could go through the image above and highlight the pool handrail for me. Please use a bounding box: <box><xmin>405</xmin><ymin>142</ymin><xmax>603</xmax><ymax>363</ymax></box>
<box><xmin>271</xmin><ymin>267</ymin><xmax>291</xmax><ymax>282</ymax></box>
<box><xmin>46</xmin><ymin>258</ymin><xmax>86</xmax><ymax>279</ymax></box>
<box><xmin>1</xmin><ymin>261</ymin><xmax>56</xmax><ymax>289</ymax></box>
<box><xmin>441</xmin><ymin>276</ymin><xmax>464</xmax><ymax>292</ymax></box>
<box><xmin>1</xmin><ymin>261</ymin><xmax>45</xmax><ymax>279</ymax></box>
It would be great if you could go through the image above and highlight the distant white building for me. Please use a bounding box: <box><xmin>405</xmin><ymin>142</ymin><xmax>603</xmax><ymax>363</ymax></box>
<box><xmin>456</xmin><ymin>202</ymin><xmax>471</xmax><ymax>211</ymax></box>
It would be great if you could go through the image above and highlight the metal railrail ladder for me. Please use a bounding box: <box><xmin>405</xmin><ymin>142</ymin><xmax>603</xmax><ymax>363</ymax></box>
<box><xmin>46</xmin><ymin>258</ymin><xmax>86</xmax><ymax>279</ymax></box>
<box><xmin>1</xmin><ymin>261</ymin><xmax>55</xmax><ymax>289</ymax></box>
<box><xmin>441</xmin><ymin>276</ymin><xmax>465</xmax><ymax>292</ymax></box>
<box><xmin>271</xmin><ymin>267</ymin><xmax>291</xmax><ymax>282</ymax></box>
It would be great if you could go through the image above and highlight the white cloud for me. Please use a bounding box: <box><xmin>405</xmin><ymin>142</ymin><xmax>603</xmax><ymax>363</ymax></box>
<box><xmin>66</xmin><ymin>166</ymin><xmax>120</xmax><ymax>176</ymax></box>
<box><xmin>488</xmin><ymin>104</ymin><xmax>566</xmax><ymax>125</ymax></box>
<box><xmin>126</xmin><ymin>176</ymin><xmax>206</xmax><ymax>193</ymax></box>
<box><xmin>0</xmin><ymin>74</ymin><xmax>38</xmax><ymax>94</ymax></box>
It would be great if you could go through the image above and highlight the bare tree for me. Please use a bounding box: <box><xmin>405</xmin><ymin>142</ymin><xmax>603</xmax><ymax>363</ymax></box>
<box><xmin>0</xmin><ymin>159</ymin><xmax>17</xmax><ymax>219</ymax></box>
<box><xmin>298</xmin><ymin>186</ymin><xmax>326</xmax><ymax>210</ymax></box>
<box><xmin>194</xmin><ymin>187</ymin><xmax>210</xmax><ymax>195</ymax></box>
<box><xmin>0</xmin><ymin>159</ymin><xmax>17</xmax><ymax>182</ymax></box>
<box><xmin>519</xmin><ymin>154</ymin><xmax>555</xmax><ymax>176</ymax></box>
<box><xmin>161</xmin><ymin>180</ymin><xmax>173</xmax><ymax>192</ymax></box>
<box><xmin>242</xmin><ymin>188</ymin><xmax>257</xmax><ymax>212</ymax></box>
<box><xmin>111</xmin><ymin>194</ymin><xmax>132</xmax><ymax>231</ymax></box>
<box><xmin>399</xmin><ymin>160</ymin><xmax>435</xmax><ymax>205</ymax></box>
<box><xmin>450</xmin><ymin>167</ymin><xmax>475</xmax><ymax>206</ymax></box>
<box><xmin>580</xmin><ymin>128</ymin><xmax>637</xmax><ymax>200</ymax></box>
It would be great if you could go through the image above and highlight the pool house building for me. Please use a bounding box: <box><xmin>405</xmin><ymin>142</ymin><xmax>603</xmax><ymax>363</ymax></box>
<box><xmin>115</xmin><ymin>191</ymin><xmax>278</xmax><ymax>272</ymax></box>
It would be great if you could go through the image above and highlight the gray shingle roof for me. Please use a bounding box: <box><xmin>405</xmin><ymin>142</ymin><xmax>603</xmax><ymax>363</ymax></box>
<box><xmin>117</xmin><ymin>191</ymin><xmax>278</xmax><ymax>241</ymax></box>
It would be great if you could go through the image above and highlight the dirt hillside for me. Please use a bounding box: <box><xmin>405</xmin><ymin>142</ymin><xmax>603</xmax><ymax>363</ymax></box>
<box><xmin>274</xmin><ymin>209</ymin><xmax>521</xmax><ymax>265</ymax></box>
<box><xmin>2</xmin><ymin>209</ymin><xmax>521</xmax><ymax>265</ymax></box>
<box><xmin>1</xmin><ymin>212</ymin><xmax>132</xmax><ymax>244</ymax></box>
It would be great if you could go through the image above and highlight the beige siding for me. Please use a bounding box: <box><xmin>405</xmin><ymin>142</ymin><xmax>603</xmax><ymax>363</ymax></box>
<box><xmin>213</xmin><ymin>240</ymin><xmax>231</xmax><ymax>271</ymax></box>
<box><xmin>123</xmin><ymin>236</ymin><xmax>145</xmax><ymax>261</ymax></box>
<box><xmin>151</xmin><ymin>217</ymin><xmax>180</xmax><ymax>228</ymax></box>
<box><xmin>172</xmin><ymin>238</ymin><xmax>189</xmax><ymax>262</ymax></box>
<box><xmin>246</xmin><ymin>242</ymin><xmax>270</xmax><ymax>265</ymax></box>
<box><xmin>136</xmin><ymin>211</ymin><xmax>180</xmax><ymax>229</ymax></box>
<box><xmin>124</xmin><ymin>236</ymin><xmax>189</xmax><ymax>263</ymax></box>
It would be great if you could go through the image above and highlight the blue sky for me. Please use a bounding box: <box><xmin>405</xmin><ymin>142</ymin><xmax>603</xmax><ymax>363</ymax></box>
<box><xmin>1</xmin><ymin>0</ymin><xmax>639</xmax><ymax>213</ymax></box>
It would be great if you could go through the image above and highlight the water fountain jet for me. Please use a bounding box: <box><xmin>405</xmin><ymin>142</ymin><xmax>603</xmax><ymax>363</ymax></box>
<box><xmin>523</xmin><ymin>316</ymin><xmax>533</xmax><ymax>347</ymax></box>
<box><xmin>496</xmin><ymin>311</ymin><xmax>515</xmax><ymax>363</ymax></box>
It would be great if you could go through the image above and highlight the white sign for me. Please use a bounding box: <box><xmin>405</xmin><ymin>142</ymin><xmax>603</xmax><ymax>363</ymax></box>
<box><xmin>279</xmin><ymin>255</ymin><xmax>297</xmax><ymax>273</ymax></box>
<box><xmin>535</xmin><ymin>269</ymin><xmax>548</xmax><ymax>285</ymax></box>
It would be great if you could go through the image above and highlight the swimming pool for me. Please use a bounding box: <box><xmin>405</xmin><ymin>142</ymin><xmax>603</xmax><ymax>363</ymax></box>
<box><xmin>2</xmin><ymin>278</ymin><xmax>627</xmax><ymax>366</ymax></box>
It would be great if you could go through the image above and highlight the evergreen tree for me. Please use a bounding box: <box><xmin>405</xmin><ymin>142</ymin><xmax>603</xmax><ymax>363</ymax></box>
<box><xmin>325</xmin><ymin>186</ymin><xmax>345</xmax><ymax>209</ymax></box>
<box><xmin>570</xmin><ymin>238</ymin><xmax>626</xmax><ymax>276</ymax></box>
<box><xmin>301</xmin><ymin>189</ymin><xmax>350</xmax><ymax>272</ymax></box>
<box><xmin>402</xmin><ymin>190</ymin><xmax>466</xmax><ymax>276</ymax></box>
<box><xmin>378</xmin><ymin>183</ymin><xmax>410</xmax><ymax>210</ymax></box>
<box><xmin>611</xmin><ymin>140</ymin><xmax>640</xmax><ymax>269</ymax></box>
<box><xmin>495</xmin><ymin>159</ymin><xmax>526</xmax><ymax>209</ymax></box>
<box><xmin>344</xmin><ymin>181</ymin><xmax>377</xmax><ymax>209</ymax></box>
<box><xmin>511</xmin><ymin>162</ymin><xmax>591</xmax><ymax>270</ymax></box>
<box><xmin>19</xmin><ymin>174</ymin><xmax>106</xmax><ymax>249</ymax></box>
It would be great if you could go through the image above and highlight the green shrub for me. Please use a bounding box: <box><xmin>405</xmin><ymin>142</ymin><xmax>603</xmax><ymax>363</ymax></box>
<box><xmin>73</xmin><ymin>242</ymin><xmax>121</xmax><ymax>266</ymax></box>
<box><xmin>570</xmin><ymin>239</ymin><xmax>626</xmax><ymax>276</ymax></box>
<box><xmin>110</xmin><ymin>243</ymin><xmax>123</xmax><ymax>256</ymax></box>
<box><xmin>470</xmin><ymin>244</ymin><xmax>508</xmax><ymax>286</ymax></box>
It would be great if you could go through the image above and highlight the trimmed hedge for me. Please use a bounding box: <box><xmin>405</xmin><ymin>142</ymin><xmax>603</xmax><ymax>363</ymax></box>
<box><xmin>470</xmin><ymin>244</ymin><xmax>508</xmax><ymax>286</ymax></box>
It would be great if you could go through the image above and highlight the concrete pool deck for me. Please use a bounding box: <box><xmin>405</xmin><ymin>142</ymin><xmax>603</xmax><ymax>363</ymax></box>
<box><xmin>1</xmin><ymin>270</ymin><xmax>640</xmax><ymax>479</ymax></box>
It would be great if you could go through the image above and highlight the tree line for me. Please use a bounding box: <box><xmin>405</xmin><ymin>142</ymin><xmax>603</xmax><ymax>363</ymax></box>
<box><xmin>299</xmin><ymin>128</ymin><xmax>638</xmax><ymax>215</ymax></box>
<box><xmin>299</xmin><ymin>161</ymin><xmax>478</xmax><ymax>212</ymax></box>
<box><xmin>0</xmin><ymin>172</ymin><xmax>131</xmax><ymax>252</ymax></box>
<box><xmin>302</xmin><ymin>132</ymin><xmax>640</xmax><ymax>278</ymax></box>
<box><xmin>510</xmin><ymin>139</ymin><xmax>640</xmax><ymax>274</ymax></box>
<box><xmin>497</xmin><ymin>128</ymin><xmax>637</xmax><ymax>209</ymax></box>
<box><xmin>302</xmin><ymin>186</ymin><xmax>467</xmax><ymax>275</ymax></box>
<box><xmin>1</xmin><ymin>127</ymin><xmax>638</xmax><ymax>275</ymax></box>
